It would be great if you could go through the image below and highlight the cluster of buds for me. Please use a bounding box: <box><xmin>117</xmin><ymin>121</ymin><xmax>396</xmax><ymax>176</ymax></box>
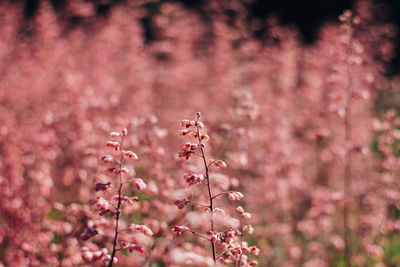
<box><xmin>174</xmin><ymin>199</ymin><xmax>189</xmax><ymax>209</ymax></box>
<box><xmin>210</xmin><ymin>230</ymin><xmax>236</xmax><ymax>246</ymax></box>
<box><xmin>129</xmin><ymin>224</ymin><xmax>154</xmax><ymax>236</ymax></box>
<box><xmin>120</xmin><ymin>242</ymin><xmax>146</xmax><ymax>254</ymax></box>
<box><xmin>339</xmin><ymin>10</ymin><xmax>360</xmax><ymax>25</ymax></box>
<box><xmin>180</xmin><ymin>119</ymin><xmax>204</xmax><ymax>129</ymax></box>
<box><xmin>217</xmin><ymin>241</ymin><xmax>259</xmax><ymax>266</ymax></box>
<box><xmin>236</xmin><ymin>206</ymin><xmax>251</xmax><ymax>219</ymax></box>
<box><xmin>178</xmin><ymin>142</ymin><xmax>200</xmax><ymax>160</ymax></box>
<box><xmin>239</xmin><ymin>242</ymin><xmax>260</xmax><ymax>256</ymax></box>
<box><xmin>180</xmin><ymin>129</ymin><xmax>210</xmax><ymax>141</ymax></box>
<box><xmin>81</xmin><ymin>247</ymin><xmax>114</xmax><ymax>264</ymax></box>
<box><xmin>236</xmin><ymin>207</ymin><xmax>259</xmax><ymax>266</ymax></box>
<box><xmin>172</xmin><ymin>225</ymin><xmax>189</xmax><ymax>237</ymax></box>
<box><xmin>183</xmin><ymin>172</ymin><xmax>205</xmax><ymax>185</ymax></box>
<box><xmin>228</xmin><ymin>191</ymin><xmax>245</xmax><ymax>201</ymax></box>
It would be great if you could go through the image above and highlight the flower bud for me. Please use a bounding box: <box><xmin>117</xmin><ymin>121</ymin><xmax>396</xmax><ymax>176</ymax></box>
<box><xmin>82</xmin><ymin>251</ymin><xmax>93</xmax><ymax>262</ymax></box>
<box><xmin>106</xmin><ymin>141</ymin><xmax>120</xmax><ymax>150</ymax></box>
<box><xmin>123</xmin><ymin>151</ymin><xmax>138</xmax><ymax>160</ymax></box>
<box><xmin>175</xmin><ymin>199</ymin><xmax>188</xmax><ymax>209</ymax></box>
<box><xmin>251</xmin><ymin>246</ymin><xmax>260</xmax><ymax>255</ymax></box>
<box><xmin>228</xmin><ymin>191</ymin><xmax>244</xmax><ymax>201</ymax></box>
<box><xmin>201</xmin><ymin>134</ymin><xmax>210</xmax><ymax>142</ymax></box>
<box><xmin>110</xmin><ymin>132</ymin><xmax>121</xmax><ymax>138</ymax></box>
<box><xmin>249</xmin><ymin>260</ymin><xmax>258</xmax><ymax>266</ymax></box>
<box><xmin>101</xmin><ymin>155</ymin><xmax>113</xmax><ymax>164</ymax></box>
<box><xmin>132</xmin><ymin>178</ymin><xmax>147</xmax><ymax>190</ymax></box>
<box><xmin>242</xmin><ymin>212</ymin><xmax>252</xmax><ymax>219</ymax></box>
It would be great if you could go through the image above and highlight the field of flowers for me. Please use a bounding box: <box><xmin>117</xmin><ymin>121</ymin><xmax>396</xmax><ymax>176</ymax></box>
<box><xmin>0</xmin><ymin>0</ymin><xmax>399</xmax><ymax>266</ymax></box>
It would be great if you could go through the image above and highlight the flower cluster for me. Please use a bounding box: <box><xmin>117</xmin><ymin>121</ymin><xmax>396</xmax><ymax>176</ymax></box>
<box><xmin>172</xmin><ymin>113</ymin><xmax>259</xmax><ymax>265</ymax></box>
<box><xmin>80</xmin><ymin>128</ymin><xmax>152</xmax><ymax>266</ymax></box>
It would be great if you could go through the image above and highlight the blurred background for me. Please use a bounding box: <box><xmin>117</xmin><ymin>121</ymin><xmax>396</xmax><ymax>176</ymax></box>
<box><xmin>0</xmin><ymin>0</ymin><xmax>400</xmax><ymax>266</ymax></box>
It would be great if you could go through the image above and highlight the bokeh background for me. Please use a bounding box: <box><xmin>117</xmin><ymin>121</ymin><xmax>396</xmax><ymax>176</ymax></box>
<box><xmin>1</xmin><ymin>0</ymin><xmax>400</xmax><ymax>266</ymax></box>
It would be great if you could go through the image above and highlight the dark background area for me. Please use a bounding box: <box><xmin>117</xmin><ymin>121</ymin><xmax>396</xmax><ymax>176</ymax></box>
<box><xmin>8</xmin><ymin>0</ymin><xmax>400</xmax><ymax>75</ymax></box>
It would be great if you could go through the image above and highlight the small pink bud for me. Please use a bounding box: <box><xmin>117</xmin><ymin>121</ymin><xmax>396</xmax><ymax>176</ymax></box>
<box><xmin>244</xmin><ymin>225</ymin><xmax>254</xmax><ymax>234</ymax></box>
<box><xmin>82</xmin><ymin>251</ymin><xmax>93</xmax><ymax>262</ymax></box>
<box><xmin>180</xmin><ymin>130</ymin><xmax>189</xmax><ymax>136</ymax></box>
<box><xmin>120</xmin><ymin>167</ymin><xmax>129</xmax><ymax>175</ymax></box>
<box><xmin>242</xmin><ymin>212</ymin><xmax>252</xmax><ymax>219</ymax></box>
<box><xmin>132</xmin><ymin>178</ymin><xmax>147</xmax><ymax>190</ymax></box>
<box><xmin>180</xmin><ymin>120</ymin><xmax>190</xmax><ymax>127</ymax></box>
<box><xmin>135</xmin><ymin>247</ymin><xmax>145</xmax><ymax>254</ymax></box>
<box><xmin>105</xmin><ymin>167</ymin><xmax>117</xmax><ymax>174</ymax></box>
<box><xmin>190</xmin><ymin>144</ymin><xmax>198</xmax><ymax>150</ymax></box>
<box><xmin>243</xmin><ymin>247</ymin><xmax>251</xmax><ymax>253</ymax></box>
<box><xmin>101</xmin><ymin>155</ymin><xmax>113</xmax><ymax>164</ymax></box>
<box><xmin>124</xmin><ymin>151</ymin><xmax>138</xmax><ymax>160</ymax></box>
<box><xmin>93</xmin><ymin>251</ymin><xmax>102</xmax><ymax>260</ymax></box>
<box><xmin>175</xmin><ymin>199</ymin><xmax>188</xmax><ymax>209</ymax></box>
<box><xmin>236</xmin><ymin>206</ymin><xmax>245</xmax><ymax>214</ymax></box>
<box><xmin>121</xmin><ymin>128</ymin><xmax>128</xmax><ymax>136</ymax></box>
<box><xmin>251</xmin><ymin>246</ymin><xmax>260</xmax><ymax>255</ymax></box>
<box><xmin>110</xmin><ymin>132</ymin><xmax>121</xmax><ymax>138</ymax></box>
<box><xmin>227</xmin><ymin>230</ymin><xmax>235</xmax><ymax>238</ymax></box>
<box><xmin>96</xmin><ymin>197</ymin><xmax>110</xmax><ymax>210</ymax></box>
<box><xmin>201</xmin><ymin>134</ymin><xmax>210</xmax><ymax>142</ymax></box>
<box><xmin>188</xmin><ymin>131</ymin><xmax>198</xmax><ymax>138</ymax></box>
<box><xmin>249</xmin><ymin>260</ymin><xmax>258</xmax><ymax>266</ymax></box>
<box><xmin>214</xmin><ymin>160</ymin><xmax>227</xmax><ymax>168</ymax></box>
<box><xmin>106</xmin><ymin>141</ymin><xmax>120</xmax><ymax>150</ymax></box>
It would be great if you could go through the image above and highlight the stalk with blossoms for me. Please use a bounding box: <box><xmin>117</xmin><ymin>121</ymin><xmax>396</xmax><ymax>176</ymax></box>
<box><xmin>173</xmin><ymin>113</ymin><xmax>259</xmax><ymax>266</ymax></box>
<box><xmin>80</xmin><ymin>128</ymin><xmax>153</xmax><ymax>267</ymax></box>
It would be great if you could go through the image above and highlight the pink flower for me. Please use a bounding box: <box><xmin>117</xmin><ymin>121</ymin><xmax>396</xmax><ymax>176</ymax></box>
<box><xmin>123</xmin><ymin>150</ymin><xmax>138</xmax><ymax>160</ymax></box>
<box><xmin>132</xmin><ymin>178</ymin><xmax>147</xmax><ymax>190</ymax></box>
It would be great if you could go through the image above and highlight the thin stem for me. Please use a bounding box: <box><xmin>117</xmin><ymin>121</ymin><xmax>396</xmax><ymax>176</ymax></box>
<box><xmin>237</xmin><ymin>218</ymin><xmax>244</xmax><ymax>267</ymax></box>
<box><xmin>109</xmin><ymin>136</ymin><xmax>125</xmax><ymax>267</ymax></box>
<box><xmin>211</xmin><ymin>191</ymin><xmax>234</xmax><ymax>200</ymax></box>
<box><xmin>189</xmin><ymin>229</ymin><xmax>211</xmax><ymax>242</ymax></box>
<box><xmin>343</xmin><ymin>17</ymin><xmax>353</xmax><ymax>267</ymax></box>
<box><xmin>196</xmin><ymin>113</ymin><xmax>216</xmax><ymax>262</ymax></box>
<box><xmin>187</xmin><ymin>200</ymin><xmax>211</xmax><ymax>209</ymax></box>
